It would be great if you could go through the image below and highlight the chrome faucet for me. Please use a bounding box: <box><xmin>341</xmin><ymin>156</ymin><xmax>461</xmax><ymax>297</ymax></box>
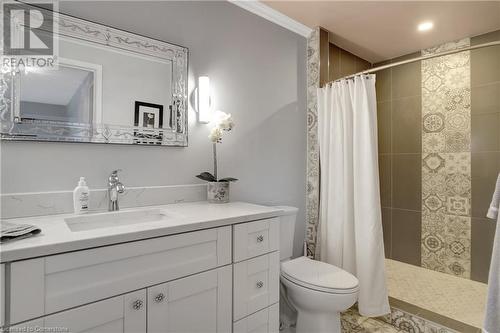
<box><xmin>108</xmin><ymin>169</ymin><xmax>125</xmax><ymax>211</ymax></box>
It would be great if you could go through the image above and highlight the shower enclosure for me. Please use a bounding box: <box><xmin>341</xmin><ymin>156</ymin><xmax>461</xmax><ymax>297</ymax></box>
<box><xmin>310</xmin><ymin>27</ymin><xmax>500</xmax><ymax>332</ymax></box>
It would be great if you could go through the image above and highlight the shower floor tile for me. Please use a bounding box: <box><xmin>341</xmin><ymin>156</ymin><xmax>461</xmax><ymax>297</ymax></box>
<box><xmin>386</xmin><ymin>259</ymin><xmax>487</xmax><ymax>329</ymax></box>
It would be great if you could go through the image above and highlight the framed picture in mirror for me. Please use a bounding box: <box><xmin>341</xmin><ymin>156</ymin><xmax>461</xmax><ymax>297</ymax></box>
<box><xmin>134</xmin><ymin>101</ymin><xmax>164</xmax><ymax>129</ymax></box>
<box><xmin>133</xmin><ymin>101</ymin><xmax>164</xmax><ymax>145</ymax></box>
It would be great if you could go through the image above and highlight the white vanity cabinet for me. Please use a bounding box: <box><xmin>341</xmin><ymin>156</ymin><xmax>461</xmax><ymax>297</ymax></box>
<box><xmin>147</xmin><ymin>266</ymin><xmax>232</xmax><ymax>333</ymax></box>
<box><xmin>8</xmin><ymin>227</ymin><xmax>231</xmax><ymax>323</ymax></box>
<box><xmin>1</xmin><ymin>215</ymin><xmax>281</xmax><ymax>333</ymax></box>
<box><xmin>232</xmin><ymin>219</ymin><xmax>280</xmax><ymax>333</ymax></box>
<box><xmin>9</xmin><ymin>267</ymin><xmax>233</xmax><ymax>333</ymax></box>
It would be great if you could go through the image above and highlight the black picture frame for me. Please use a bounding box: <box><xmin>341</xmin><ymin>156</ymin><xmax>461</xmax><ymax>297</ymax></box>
<box><xmin>134</xmin><ymin>101</ymin><xmax>164</xmax><ymax>128</ymax></box>
<box><xmin>134</xmin><ymin>101</ymin><xmax>164</xmax><ymax>144</ymax></box>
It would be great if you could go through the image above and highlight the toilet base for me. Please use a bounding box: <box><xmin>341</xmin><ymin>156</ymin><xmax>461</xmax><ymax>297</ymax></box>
<box><xmin>280</xmin><ymin>270</ymin><xmax>358</xmax><ymax>333</ymax></box>
<box><xmin>296</xmin><ymin>311</ymin><xmax>341</xmax><ymax>333</ymax></box>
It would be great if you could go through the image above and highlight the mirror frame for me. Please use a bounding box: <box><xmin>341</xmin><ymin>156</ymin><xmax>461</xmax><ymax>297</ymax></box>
<box><xmin>0</xmin><ymin>6</ymin><xmax>189</xmax><ymax>146</ymax></box>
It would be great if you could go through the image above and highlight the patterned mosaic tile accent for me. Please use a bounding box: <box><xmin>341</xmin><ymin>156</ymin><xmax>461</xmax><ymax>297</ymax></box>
<box><xmin>341</xmin><ymin>306</ymin><xmax>460</xmax><ymax>333</ymax></box>
<box><xmin>421</xmin><ymin>39</ymin><xmax>472</xmax><ymax>278</ymax></box>
<box><xmin>390</xmin><ymin>309</ymin><xmax>460</xmax><ymax>333</ymax></box>
<box><xmin>341</xmin><ymin>308</ymin><xmax>402</xmax><ymax>333</ymax></box>
<box><xmin>341</xmin><ymin>319</ymin><xmax>365</xmax><ymax>333</ymax></box>
<box><xmin>305</xmin><ymin>28</ymin><xmax>320</xmax><ymax>258</ymax></box>
<box><xmin>391</xmin><ymin>309</ymin><xmax>426</xmax><ymax>333</ymax></box>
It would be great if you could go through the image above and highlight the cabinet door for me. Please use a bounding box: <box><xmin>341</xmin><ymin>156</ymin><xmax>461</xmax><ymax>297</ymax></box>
<box><xmin>233</xmin><ymin>252</ymin><xmax>279</xmax><ymax>321</ymax></box>
<box><xmin>147</xmin><ymin>266</ymin><xmax>232</xmax><ymax>333</ymax></box>
<box><xmin>10</xmin><ymin>289</ymin><xmax>146</xmax><ymax>333</ymax></box>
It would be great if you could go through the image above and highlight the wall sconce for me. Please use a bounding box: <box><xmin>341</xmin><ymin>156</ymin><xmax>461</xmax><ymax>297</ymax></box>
<box><xmin>197</xmin><ymin>76</ymin><xmax>212</xmax><ymax>123</ymax></box>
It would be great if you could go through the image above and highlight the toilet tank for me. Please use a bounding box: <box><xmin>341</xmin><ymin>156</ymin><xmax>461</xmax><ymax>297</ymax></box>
<box><xmin>274</xmin><ymin>206</ymin><xmax>299</xmax><ymax>261</ymax></box>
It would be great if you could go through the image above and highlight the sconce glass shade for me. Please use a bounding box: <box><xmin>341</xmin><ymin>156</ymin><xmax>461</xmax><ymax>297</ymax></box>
<box><xmin>198</xmin><ymin>76</ymin><xmax>211</xmax><ymax>123</ymax></box>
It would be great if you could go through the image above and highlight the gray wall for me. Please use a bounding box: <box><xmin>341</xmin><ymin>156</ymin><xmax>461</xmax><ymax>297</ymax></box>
<box><xmin>0</xmin><ymin>1</ymin><xmax>308</xmax><ymax>256</ymax></box>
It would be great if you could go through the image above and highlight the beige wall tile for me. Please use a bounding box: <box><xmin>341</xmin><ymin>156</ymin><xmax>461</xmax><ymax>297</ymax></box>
<box><xmin>391</xmin><ymin>52</ymin><xmax>421</xmax><ymax>63</ymax></box>
<box><xmin>328</xmin><ymin>43</ymin><xmax>341</xmax><ymax>81</ymax></box>
<box><xmin>378</xmin><ymin>101</ymin><xmax>392</xmax><ymax>154</ymax></box>
<box><xmin>471</xmin><ymin>217</ymin><xmax>497</xmax><ymax>283</ymax></box>
<box><xmin>340</xmin><ymin>49</ymin><xmax>358</xmax><ymax>77</ymax></box>
<box><xmin>327</xmin><ymin>42</ymin><xmax>371</xmax><ymax>82</ymax></box>
<box><xmin>356</xmin><ymin>57</ymin><xmax>371</xmax><ymax>72</ymax></box>
<box><xmin>392</xmin><ymin>97</ymin><xmax>422</xmax><ymax>153</ymax></box>
<box><xmin>380</xmin><ymin>154</ymin><xmax>392</xmax><ymax>207</ymax></box>
<box><xmin>471</xmin><ymin>45</ymin><xmax>500</xmax><ymax>86</ymax></box>
<box><xmin>392</xmin><ymin>209</ymin><xmax>422</xmax><ymax>266</ymax></box>
<box><xmin>382</xmin><ymin>207</ymin><xmax>392</xmax><ymax>259</ymax></box>
<box><xmin>393</xmin><ymin>154</ymin><xmax>422</xmax><ymax>210</ymax></box>
<box><xmin>472</xmin><ymin>82</ymin><xmax>500</xmax><ymax>115</ymax></box>
<box><xmin>392</xmin><ymin>61</ymin><xmax>421</xmax><ymax>99</ymax></box>
<box><xmin>471</xmin><ymin>113</ymin><xmax>500</xmax><ymax>152</ymax></box>
<box><xmin>471</xmin><ymin>152</ymin><xmax>500</xmax><ymax>217</ymax></box>
<box><xmin>376</xmin><ymin>68</ymin><xmax>392</xmax><ymax>102</ymax></box>
<box><xmin>471</xmin><ymin>29</ymin><xmax>500</xmax><ymax>45</ymax></box>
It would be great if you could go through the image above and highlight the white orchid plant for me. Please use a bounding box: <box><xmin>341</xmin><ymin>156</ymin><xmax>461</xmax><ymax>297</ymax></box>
<box><xmin>196</xmin><ymin>111</ymin><xmax>238</xmax><ymax>183</ymax></box>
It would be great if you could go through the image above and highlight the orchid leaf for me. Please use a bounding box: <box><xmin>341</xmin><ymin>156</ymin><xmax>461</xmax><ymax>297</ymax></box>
<box><xmin>196</xmin><ymin>172</ymin><xmax>217</xmax><ymax>182</ymax></box>
<box><xmin>219</xmin><ymin>177</ymin><xmax>238</xmax><ymax>182</ymax></box>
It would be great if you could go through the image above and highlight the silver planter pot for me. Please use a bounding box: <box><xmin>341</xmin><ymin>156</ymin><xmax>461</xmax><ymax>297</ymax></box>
<box><xmin>207</xmin><ymin>182</ymin><xmax>230</xmax><ymax>203</ymax></box>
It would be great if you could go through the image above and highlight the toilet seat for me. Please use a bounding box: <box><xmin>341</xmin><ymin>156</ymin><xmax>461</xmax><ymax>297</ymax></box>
<box><xmin>281</xmin><ymin>256</ymin><xmax>359</xmax><ymax>294</ymax></box>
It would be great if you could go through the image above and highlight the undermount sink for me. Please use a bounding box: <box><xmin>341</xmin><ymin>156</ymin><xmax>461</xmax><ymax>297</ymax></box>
<box><xmin>65</xmin><ymin>208</ymin><xmax>177</xmax><ymax>232</ymax></box>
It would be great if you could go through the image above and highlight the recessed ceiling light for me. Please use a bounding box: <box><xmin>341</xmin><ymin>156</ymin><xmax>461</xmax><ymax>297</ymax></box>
<box><xmin>418</xmin><ymin>21</ymin><xmax>434</xmax><ymax>32</ymax></box>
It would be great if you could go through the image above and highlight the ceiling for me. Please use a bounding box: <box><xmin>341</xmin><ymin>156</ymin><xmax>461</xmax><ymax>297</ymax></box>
<box><xmin>262</xmin><ymin>1</ymin><xmax>500</xmax><ymax>63</ymax></box>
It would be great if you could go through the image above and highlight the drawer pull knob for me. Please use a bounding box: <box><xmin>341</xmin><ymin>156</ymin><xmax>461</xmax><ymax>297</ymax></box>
<box><xmin>256</xmin><ymin>235</ymin><xmax>264</xmax><ymax>243</ymax></box>
<box><xmin>256</xmin><ymin>281</ymin><xmax>264</xmax><ymax>288</ymax></box>
<box><xmin>154</xmin><ymin>293</ymin><xmax>165</xmax><ymax>303</ymax></box>
<box><xmin>132</xmin><ymin>299</ymin><xmax>143</xmax><ymax>310</ymax></box>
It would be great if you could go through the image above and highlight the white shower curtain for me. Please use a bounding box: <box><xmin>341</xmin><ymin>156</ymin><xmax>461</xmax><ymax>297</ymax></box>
<box><xmin>317</xmin><ymin>75</ymin><xmax>390</xmax><ymax>317</ymax></box>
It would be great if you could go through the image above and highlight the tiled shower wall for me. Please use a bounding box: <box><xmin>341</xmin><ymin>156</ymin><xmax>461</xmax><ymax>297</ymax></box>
<box><xmin>420</xmin><ymin>39</ymin><xmax>472</xmax><ymax>278</ymax></box>
<box><xmin>377</xmin><ymin>30</ymin><xmax>500</xmax><ymax>283</ymax></box>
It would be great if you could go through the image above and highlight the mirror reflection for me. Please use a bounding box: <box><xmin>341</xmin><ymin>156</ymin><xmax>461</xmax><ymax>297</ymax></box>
<box><xmin>19</xmin><ymin>60</ymin><xmax>98</xmax><ymax>126</ymax></box>
<box><xmin>1</xmin><ymin>6</ymin><xmax>188</xmax><ymax>146</ymax></box>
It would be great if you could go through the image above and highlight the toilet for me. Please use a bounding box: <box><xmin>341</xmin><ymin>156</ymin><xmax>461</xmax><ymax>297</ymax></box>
<box><xmin>276</xmin><ymin>206</ymin><xmax>359</xmax><ymax>333</ymax></box>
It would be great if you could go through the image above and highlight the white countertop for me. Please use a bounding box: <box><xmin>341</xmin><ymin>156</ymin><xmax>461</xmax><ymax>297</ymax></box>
<box><xmin>0</xmin><ymin>201</ymin><xmax>284</xmax><ymax>263</ymax></box>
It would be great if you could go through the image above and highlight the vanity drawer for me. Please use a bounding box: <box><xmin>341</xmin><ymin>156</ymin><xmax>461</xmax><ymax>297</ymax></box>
<box><xmin>9</xmin><ymin>226</ymin><xmax>231</xmax><ymax>324</ymax></box>
<box><xmin>233</xmin><ymin>218</ymin><xmax>279</xmax><ymax>262</ymax></box>
<box><xmin>233</xmin><ymin>303</ymin><xmax>279</xmax><ymax>333</ymax></box>
<box><xmin>8</xmin><ymin>289</ymin><xmax>146</xmax><ymax>333</ymax></box>
<box><xmin>233</xmin><ymin>252</ymin><xmax>279</xmax><ymax>321</ymax></box>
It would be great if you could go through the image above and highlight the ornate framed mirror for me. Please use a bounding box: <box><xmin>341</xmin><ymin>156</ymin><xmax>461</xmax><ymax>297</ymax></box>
<box><xmin>0</xmin><ymin>5</ymin><xmax>188</xmax><ymax>146</ymax></box>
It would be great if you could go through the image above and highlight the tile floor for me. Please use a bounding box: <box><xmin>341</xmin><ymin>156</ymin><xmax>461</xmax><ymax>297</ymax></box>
<box><xmin>282</xmin><ymin>308</ymin><xmax>401</xmax><ymax>333</ymax></box>
<box><xmin>341</xmin><ymin>308</ymin><xmax>401</xmax><ymax>333</ymax></box>
<box><xmin>284</xmin><ymin>258</ymin><xmax>487</xmax><ymax>333</ymax></box>
<box><xmin>341</xmin><ymin>306</ymin><xmax>463</xmax><ymax>333</ymax></box>
<box><xmin>386</xmin><ymin>259</ymin><xmax>487</xmax><ymax>329</ymax></box>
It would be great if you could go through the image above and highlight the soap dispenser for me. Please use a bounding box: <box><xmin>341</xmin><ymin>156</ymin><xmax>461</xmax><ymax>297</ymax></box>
<box><xmin>73</xmin><ymin>177</ymin><xmax>90</xmax><ymax>214</ymax></box>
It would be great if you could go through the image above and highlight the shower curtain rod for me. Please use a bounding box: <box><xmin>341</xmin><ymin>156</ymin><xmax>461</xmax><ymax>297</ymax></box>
<box><xmin>326</xmin><ymin>40</ymin><xmax>500</xmax><ymax>85</ymax></box>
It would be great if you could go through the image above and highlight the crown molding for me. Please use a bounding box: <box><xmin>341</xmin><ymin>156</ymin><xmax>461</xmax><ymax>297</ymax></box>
<box><xmin>228</xmin><ymin>1</ymin><xmax>312</xmax><ymax>38</ymax></box>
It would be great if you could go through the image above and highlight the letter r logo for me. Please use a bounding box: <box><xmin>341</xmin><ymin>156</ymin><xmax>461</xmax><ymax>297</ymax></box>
<box><xmin>3</xmin><ymin>2</ymin><xmax>54</xmax><ymax>56</ymax></box>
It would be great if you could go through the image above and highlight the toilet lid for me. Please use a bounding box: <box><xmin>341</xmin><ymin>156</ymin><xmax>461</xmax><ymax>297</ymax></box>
<box><xmin>281</xmin><ymin>257</ymin><xmax>359</xmax><ymax>294</ymax></box>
